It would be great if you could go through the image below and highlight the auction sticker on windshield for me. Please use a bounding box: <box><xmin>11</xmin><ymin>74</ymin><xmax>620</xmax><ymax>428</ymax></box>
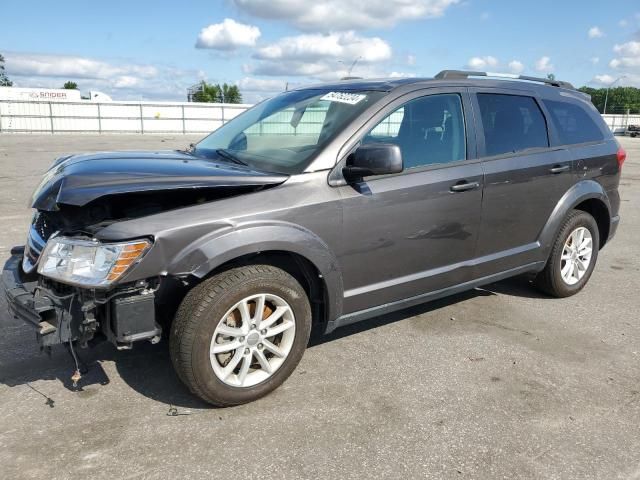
<box><xmin>320</xmin><ymin>92</ymin><xmax>367</xmax><ymax>105</ymax></box>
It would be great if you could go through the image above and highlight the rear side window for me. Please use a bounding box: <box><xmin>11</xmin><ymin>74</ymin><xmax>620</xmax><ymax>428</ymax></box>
<box><xmin>543</xmin><ymin>100</ymin><xmax>605</xmax><ymax>145</ymax></box>
<box><xmin>477</xmin><ymin>94</ymin><xmax>549</xmax><ymax>156</ymax></box>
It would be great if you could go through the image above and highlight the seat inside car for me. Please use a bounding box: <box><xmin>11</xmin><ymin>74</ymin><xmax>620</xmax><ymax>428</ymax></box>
<box><xmin>397</xmin><ymin>98</ymin><xmax>454</xmax><ymax>168</ymax></box>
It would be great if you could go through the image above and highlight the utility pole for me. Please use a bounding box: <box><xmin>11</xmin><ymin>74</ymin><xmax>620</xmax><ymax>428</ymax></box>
<box><xmin>604</xmin><ymin>75</ymin><xmax>626</xmax><ymax>114</ymax></box>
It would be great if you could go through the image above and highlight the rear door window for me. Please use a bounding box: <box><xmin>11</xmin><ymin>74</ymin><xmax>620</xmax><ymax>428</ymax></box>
<box><xmin>477</xmin><ymin>93</ymin><xmax>549</xmax><ymax>156</ymax></box>
<box><xmin>542</xmin><ymin>99</ymin><xmax>605</xmax><ymax>145</ymax></box>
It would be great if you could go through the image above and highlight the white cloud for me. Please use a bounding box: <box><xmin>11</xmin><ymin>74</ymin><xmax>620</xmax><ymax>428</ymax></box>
<box><xmin>235</xmin><ymin>77</ymin><xmax>302</xmax><ymax>103</ymax></box>
<box><xmin>593</xmin><ymin>74</ymin><xmax>615</xmax><ymax>85</ymax></box>
<box><xmin>5</xmin><ymin>53</ymin><xmax>158</xmax><ymax>80</ymax></box>
<box><xmin>389</xmin><ymin>71</ymin><xmax>417</xmax><ymax>78</ymax></box>
<box><xmin>3</xmin><ymin>52</ymin><xmax>196</xmax><ymax>101</ymax></box>
<box><xmin>590</xmin><ymin>57</ymin><xmax>600</xmax><ymax>65</ymax></box>
<box><xmin>480</xmin><ymin>12</ymin><xmax>490</xmax><ymax>21</ymax></box>
<box><xmin>232</xmin><ymin>0</ymin><xmax>459</xmax><ymax>31</ymax></box>
<box><xmin>237</xmin><ymin>77</ymin><xmax>287</xmax><ymax>92</ymax></box>
<box><xmin>535</xmin><ymin>56</ymin><xmax>554</xmax><ymax>72</ymax></box>
<box><xmin>613</xmin><ymin>41</ymin><xmax>640</xmax><ymax>56</ymax></box>
<box><xmin>113</xmin><ymin>75</ymin><xmax>141</xmax><ymax>88</ymax></box>
<box><xmin>249</xmin><ymin>31</ymin><xmax>392</xmax><ymax>80</ymax></box>
<box><xmin>588</xmin><ymin>26</ymin><xmax>604</xmax><ymax>39</ymax></box>
<box><xmin>610</xmin><ymin>41</ymin><xmax>640</xmax><ymax>68</ymax></box>
<box><xmin>465</xmin><ymin>56</ymin><xmax>524</xmax><ymax>74</ymax></box>
<box><xmin>619</xmin><ymin>19</ymin><xmax>629</xmax><ymax>27</ymax></box>
<box><xmin>508</xmin><ymin>60</ymin><xmax>525</xmax><ymax>74</ymax></box>
<box><xmin>196</xmin><ymin>18</ymin><xmax>261</xmax><ymax>50</ymax></box>
<box><xmin>407</xmin><ymin>54</ymin><xmax>417</xmax><ymax>66</ymax></box>
<box><xmin>467</xmin><ymin>55</ymin><xmax>498</xmax><ymax>70</ymax></box>
<box><xmin>254</xmin><ymin>31</ymin><xmax>391</xmax><ymax>63</ymax></box>
<box><xmin>591</xmin><ymin>74</ymin><xmax>640</xmax><ymax>87</ymax></box>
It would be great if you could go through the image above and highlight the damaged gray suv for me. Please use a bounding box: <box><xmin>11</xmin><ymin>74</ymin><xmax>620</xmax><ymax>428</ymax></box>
<box><xmin>3</xmin><ymin>71</ymin><xmax>624</xmax><ymax>406</ymax></box>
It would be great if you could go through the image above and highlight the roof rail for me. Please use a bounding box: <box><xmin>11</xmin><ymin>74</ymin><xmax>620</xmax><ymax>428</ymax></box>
<box><xmin>434</xmin><ymin>70</ymin><xmax>575</xmax><ymax>90</ymax></box>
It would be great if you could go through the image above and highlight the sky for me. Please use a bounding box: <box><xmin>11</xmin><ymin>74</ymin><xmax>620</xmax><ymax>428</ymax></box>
<box><xmin>1</xmin><ymin>0</ymin><xmax>640</xmax><ymax>103</ymax></box>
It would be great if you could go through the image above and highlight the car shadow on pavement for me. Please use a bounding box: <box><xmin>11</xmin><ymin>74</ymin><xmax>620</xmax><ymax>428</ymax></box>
<box><xmin>481</xmin><ymin>275</ymin><xmax>551</xmax><ymax>299</ymax></box>
<box><xmin>309</xmin><ymin>276</ymin><xmax>550</xmax><ymax>346</ymax></box>
<box><xmin>309</xmin><ymin>288</ymin><xmax>495</xmax><ymax>346</ymax></box>
<box><xmin>0</xmin><ymin>337</ymin><xmax>209</xmax><ymax>410</ymax></box>
<box><xmin>0</xmin><ymin>277</ymin><xmax>548</xmax><ymax>409</ymax></box>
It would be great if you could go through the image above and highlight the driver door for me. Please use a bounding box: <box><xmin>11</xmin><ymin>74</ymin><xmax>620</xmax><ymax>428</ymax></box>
<box><xmin>335</xmin><ymin>89</ymin><xmax>483</xmax><ymax>314</ymax></box>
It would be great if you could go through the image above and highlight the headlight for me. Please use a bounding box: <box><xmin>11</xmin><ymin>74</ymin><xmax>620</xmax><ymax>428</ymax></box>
<box><xmin>38</xmin><ymin>237</ymin><xmax>151</xmax><ymax>288</ymax></box>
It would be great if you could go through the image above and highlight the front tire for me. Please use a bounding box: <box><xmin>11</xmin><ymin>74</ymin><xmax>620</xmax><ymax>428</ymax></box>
<box><xmin>170</xmin><ymin>265</ymin><xmax>312</xmax><ymax>406</ymax></box>
<box><xmin>534</xmin><ymin>210</ymin><xmax>599</xmax><ymax>297</ymax></box>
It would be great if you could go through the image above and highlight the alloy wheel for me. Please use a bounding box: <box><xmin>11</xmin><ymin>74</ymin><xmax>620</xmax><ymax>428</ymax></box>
<box><xmin>209</xmin><ymin>293</ymin><xmax>296</xmax><ymax>387</ymax></box>
<box><xmin>560</xmin><ymin>226</ymin><xmax>593</xmax><ymax>286</ymax></box>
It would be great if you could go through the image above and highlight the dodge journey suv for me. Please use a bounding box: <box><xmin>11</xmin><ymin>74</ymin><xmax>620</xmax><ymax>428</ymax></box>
<box><xmin>3</xmin><ymin>70</ymin><xmax>624</xmax><ymax>406</ymax></box>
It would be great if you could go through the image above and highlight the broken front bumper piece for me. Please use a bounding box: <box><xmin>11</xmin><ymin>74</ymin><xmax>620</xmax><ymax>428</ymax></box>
<box><xmin>2</xmin><ymin>247</ymin><xmax>162</xmax><ymax>349</ymax></box>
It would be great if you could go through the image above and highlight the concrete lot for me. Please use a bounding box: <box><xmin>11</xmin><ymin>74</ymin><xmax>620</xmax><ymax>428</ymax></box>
<box><xmin>0</xmin><ymin>134</ymin><xmax>639</xmax><ymax>480</ymax></box>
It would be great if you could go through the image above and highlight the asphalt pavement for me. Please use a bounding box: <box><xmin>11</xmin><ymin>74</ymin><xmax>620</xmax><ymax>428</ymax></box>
<box><xmin>0</xmin><ymin>134</ymin><xmax>638</xmax><ymax>479</ymax></box>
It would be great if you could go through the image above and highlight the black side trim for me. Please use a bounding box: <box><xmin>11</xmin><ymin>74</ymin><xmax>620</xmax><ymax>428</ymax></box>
<box><xmin>325</xmin><ymin>261</ymin><xmax>545</xmax><ymax>334</ymax></box>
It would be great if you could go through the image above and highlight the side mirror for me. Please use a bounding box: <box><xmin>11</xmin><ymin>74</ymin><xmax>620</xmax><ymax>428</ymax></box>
<box><xmin>343</xmin><ymin>143</ymin><xmax>403</xmax><ymax>182</ymax></box>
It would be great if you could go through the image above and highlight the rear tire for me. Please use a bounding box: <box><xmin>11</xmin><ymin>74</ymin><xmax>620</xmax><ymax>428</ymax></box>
<box><xmin>170</xmin><ymin>265</ymin><xmax>312</xmax><ymax>406</ymax></box>
<box><xmin>534</xmin><ymin>210</ymin><xmax>599</xmax><ymax>297</ymax></box>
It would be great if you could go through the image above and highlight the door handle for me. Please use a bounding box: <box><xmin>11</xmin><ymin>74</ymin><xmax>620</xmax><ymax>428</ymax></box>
<box><xmin>549</xmin><ymin>164</ymin><xmax>570</xmax><ymax>174</ymax></box>
<box><xmin>450</xmin><ymin>181</ymin><xmax>480</xmax><ymax>192</ymax></box>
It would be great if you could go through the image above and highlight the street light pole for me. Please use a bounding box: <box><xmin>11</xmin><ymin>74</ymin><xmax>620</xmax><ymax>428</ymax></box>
<box><xmin>603</xmin><ymin>75</ymin><xmax>626</xmax><ymax>114</ymax></box>
<box><xmin>338</xmin><ymin>56</ymin><xmax>363</xmax><ymax>78</ymax></box>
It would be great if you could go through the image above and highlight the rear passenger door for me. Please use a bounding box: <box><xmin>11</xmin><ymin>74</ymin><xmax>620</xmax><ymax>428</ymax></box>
<box><xmin>470</xmin><ymin>89</ymin><xmax>574</xmax><ymax>276</ymax></box>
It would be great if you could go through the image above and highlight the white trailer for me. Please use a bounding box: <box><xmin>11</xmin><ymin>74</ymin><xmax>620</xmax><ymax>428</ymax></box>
<box><xmin>0</xmin><ymin>86</ymin><xmax>82</xmax><ymax>102</ymax></box>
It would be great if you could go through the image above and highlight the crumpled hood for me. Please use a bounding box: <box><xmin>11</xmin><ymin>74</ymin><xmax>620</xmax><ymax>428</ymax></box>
<box><xmin>30</xmin><ymin>150</ymin><xmax>289</xmax><ymax>210</ymax></box>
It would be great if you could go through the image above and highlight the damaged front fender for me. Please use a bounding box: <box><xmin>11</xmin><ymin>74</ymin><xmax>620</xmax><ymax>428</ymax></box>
<box><xmin>98</xmin><ymin>219</ymin><xmax>344</xmax><ymax>324</ymax></box>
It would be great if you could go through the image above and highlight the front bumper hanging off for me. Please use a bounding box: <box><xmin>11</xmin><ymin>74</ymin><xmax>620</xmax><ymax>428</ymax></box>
<box><xmin>2</xmin><ymin>246</ymin><xmax>162</xmax><ymax>349</ymax></box>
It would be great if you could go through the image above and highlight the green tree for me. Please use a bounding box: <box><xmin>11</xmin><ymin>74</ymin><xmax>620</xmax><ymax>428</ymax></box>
<box><xmin>0</xmin><ymin>53</ymin><xmax>12</xmax><ymax>87</ymax></box>
<box><xmin>192</xmin><ymin>81</ymin><xmax>242</xmax><ymax>103</ymax></box>
<box><xmin>192</xmin><ymin>81</ymin><xmax>220</xmax><ymax>103</ymax></box>
<box><xmin>578</xmin><ymin>86</ymin><xmax>640</xmax><ymax>114</ymax></box>
<box><xmin>547</xmin><ymin>73</ymin><xmax>556</xmax><ymax>81</ymax></box>
<box><xmin>221</xmin><ymin>83</ymin><xmax>242</xmax><ymax>103</ymax></box>
<box><xmin>63</xmin><ymin>81</ymin><xmax>78</xmax><ymax>90</ymax></box>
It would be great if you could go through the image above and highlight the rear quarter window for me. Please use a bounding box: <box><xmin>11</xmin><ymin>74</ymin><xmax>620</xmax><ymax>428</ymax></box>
<box><xmin>542</xmin><ymin>99</ymin><xmax>605</xmax><ymax>145</ymax></box>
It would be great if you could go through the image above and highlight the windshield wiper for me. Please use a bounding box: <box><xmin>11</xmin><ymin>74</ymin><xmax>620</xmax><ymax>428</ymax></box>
<box><xmin>215</xmin><ymin>148</ymin><xmax>248</xmax><ymax>166</ymax></box>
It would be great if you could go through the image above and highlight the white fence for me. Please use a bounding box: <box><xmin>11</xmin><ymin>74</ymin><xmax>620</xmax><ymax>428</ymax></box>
<box><xmin>0</xmin><ymin>98</ymin><xmax>636</xmax><ymax>135</ymax></box>
<box><xmin>0</xmin><ymin>99</ymin><xmax>251</xmax><ymax>134</ymax></box>
<box><xmin>602</xmin><ymin>114</ymin><xmax>640</xmax><ymax>134</ymax></box>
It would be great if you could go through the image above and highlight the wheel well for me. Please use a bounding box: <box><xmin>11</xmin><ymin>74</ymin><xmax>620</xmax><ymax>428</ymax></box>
<box><xmin>200</xmin><ymin>251</ymin><xmax>328</xmax><ymax>327</ymax></box>
<box><xmin>574</xmin><ymin>198</ymin><xmax>610</xmax><ymax>248</ymax></box>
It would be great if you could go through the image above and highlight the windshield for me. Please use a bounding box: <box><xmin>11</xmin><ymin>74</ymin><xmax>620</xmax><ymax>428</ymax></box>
<box><xmin>194</xmin><ymin>89</ymin><xmax>385</xmax><ymax>174</ymax></box>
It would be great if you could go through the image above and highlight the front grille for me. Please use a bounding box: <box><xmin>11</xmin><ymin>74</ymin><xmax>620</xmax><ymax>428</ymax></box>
<box><xmin>22</xmin><ymin>212</ymin><xmax>56</xmax><ymax>273</ymax></box>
